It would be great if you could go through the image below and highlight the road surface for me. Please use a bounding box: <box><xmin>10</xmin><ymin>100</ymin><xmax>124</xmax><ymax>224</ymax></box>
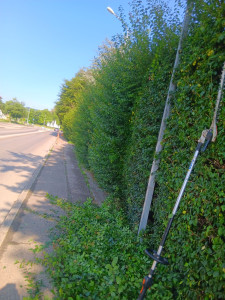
<box><xmin>0</xmin><ymin>122</ymin><xmax>57</xmax><ymax>226</ymax></box>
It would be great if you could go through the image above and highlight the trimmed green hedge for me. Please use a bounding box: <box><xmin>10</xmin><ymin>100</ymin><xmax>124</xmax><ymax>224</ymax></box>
<box><xmin>148</xmin><ymin>1</ymin><xmax>225</xmax><ymax>298</ymax></box>
<box><xmin>54</xmin><ymin>0</ymin><xmax>225</xmax><ymax>298</ymax></box>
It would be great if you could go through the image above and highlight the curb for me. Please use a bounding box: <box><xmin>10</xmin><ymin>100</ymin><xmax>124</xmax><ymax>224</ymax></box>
<box><xmin>0</xmin><ymin>130</ymin><xmax>45</xmax><ymax>139</ymax></box>
<box><xmin>83</xmin><ymin>169</ymin><xmax>107</xmax><ymax>206</ymax></box>
<box><xmin>0</xmin><ymin>138</ymin><xmax>57</xmax><ymax>248</ymax></box>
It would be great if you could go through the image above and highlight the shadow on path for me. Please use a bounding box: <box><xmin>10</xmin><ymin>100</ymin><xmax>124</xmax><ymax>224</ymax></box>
<box><xmin>0</xmin><ymin>136</ymin><xmax>106</xmax><ymax>299</ymax></box>
<box><xmin>0</xmin><ymin>284</ymin><xmax>20</xmax><ymax>300</ymax></box>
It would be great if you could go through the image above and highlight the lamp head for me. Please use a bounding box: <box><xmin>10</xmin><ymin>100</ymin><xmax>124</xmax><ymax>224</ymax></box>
<box><xmin>107</xmin><ymin>7</ymin><xmax>115</xmax><ymax>16</ymax></box>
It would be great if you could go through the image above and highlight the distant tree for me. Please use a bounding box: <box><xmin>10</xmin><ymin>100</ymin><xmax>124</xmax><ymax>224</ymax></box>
<box><xmin>38</xmin><ymin>109</ymin><xmax>53</xmax><ymax>125</ymax></box>
<box><xmin>55</xmin><ymin>69</ymin><xmax>90</xmax><ymax>123</ymax></box>
<box><xmin>51</xmin><ymin>108</ymin><xmax>60</xmax><ymax>124</ymax></box>
<box><xmin>28</xmin><ymin>108</ymin><xmax>41</xmax><ymax>124</ymax></box>
<box><xmin>28</xmin><ymin>108</ymin><xmax>58</xmax><ymax>125</ymax></box>
<box><xmin>4</xmin><ymin>98</ymin><xmax>26</xmax><ymax>120</ymax></box>
<box><xmin>0</xmin><ymin>97</ymin><xmax>5</xmax><ymax>113</ymax></box>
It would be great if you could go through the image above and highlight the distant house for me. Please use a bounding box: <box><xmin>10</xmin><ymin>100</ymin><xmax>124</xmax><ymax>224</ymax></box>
<box><xmin>47</xmin><ymin>120</ymin><xmax>60</xmax><ymax>129</ymax></box>
<box><xmin>0</xmin><ymin>109</ymin><xmax>7</xmax><ymax>119</ymax></box>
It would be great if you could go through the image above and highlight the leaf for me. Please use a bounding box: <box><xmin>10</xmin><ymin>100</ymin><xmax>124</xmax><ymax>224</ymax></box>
<box><xmin>112</xmin><ymin>257</ymin><xmax>118</xmax><ymax>267</ymax></box>
<box><xmin>116</xmin><ymin>276</ymin><xmax>122</xmax><ymax>285</ymax></box>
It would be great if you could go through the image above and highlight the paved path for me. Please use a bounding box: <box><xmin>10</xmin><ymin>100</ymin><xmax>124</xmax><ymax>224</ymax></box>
<box><xmin>0</xmin><ymin>128</ymin><xmax>57</xmax><ymax>228</ymax></box>
<box><xmin>0</xmin><ymin>136</ymin><xmax>106</xmax><ymax>299</ymax></box>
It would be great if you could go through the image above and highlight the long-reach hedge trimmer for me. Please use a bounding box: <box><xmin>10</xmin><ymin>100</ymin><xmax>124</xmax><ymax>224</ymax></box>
<box><xmin>138</xmin><ymin>62</ymin><xmax>225</xmax><ymax>300</ymax></box>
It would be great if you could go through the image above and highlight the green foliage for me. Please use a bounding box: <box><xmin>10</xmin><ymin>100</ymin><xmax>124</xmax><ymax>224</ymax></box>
<box><xmin>0</xmin><ymin>96</ymin><xmax>57</xmax><ymax>125</ymax></box>
<box><xmin>28</xmin><ymin>108</ymin><xmax>41</xmax><ymax>124</ymax></box>
<box><xmin>65</xmin><ymin>0</ymin><xmax>180</xmax><ymax>204</ymax></box>
<box><xmin>123</xmin><ymin>4</ymin><xmax>179</xmax><ymax>223</ymax></box>
<box><xmin>147</xmin><ymin>1</ymin><xmax>225</xmax><ymax>298</ymax></box>
<box><xmin>60</xmin><ymin>108</ymin><xmax>75</xmax><ymax>141</ymax></box>
<box><xmin>71</xmin><ymin>84</ymin><xmax>94</xmax><ymax>168</ymax></box>
<box><xmin>55</xmin><ymin>69</ymin><xmax>93</xmax><ymax>144</ymax></box>
<box><xmin>38</xmin><ymin>197</ymin><xmax>150</xmax><ymax>299</ymax></box>
<box><xmin>0</xmin><ymin>96</ymin><xmax>5</xmax><ymax>113</ymax></box>
<box><xmin>55</xmin><ymin>69</ymin><xmax>91</xmax><ymax>124</ymax></box>
<box><xmin>88</xmin><ymin>37</ymin><xmax>151</xmax><ymax>197</ymax></box>
<box><xmin>28</xmin><ymin>108</ymin><xmax>58</xmax><ymax>125</ymax></box>
<box><xmin>54</xmin><ymin>0</ymin><xmax>225</xmax><ymax>298</ymax></box>
<box><xmin>37</xmin><ymin>109</ymin><xmax>52</xmax><ymax>125</ymax></box>
<box><xmin>4</xmin><ymin>98</ymin><xmax>26</xmax><ymax>120</ymax></box>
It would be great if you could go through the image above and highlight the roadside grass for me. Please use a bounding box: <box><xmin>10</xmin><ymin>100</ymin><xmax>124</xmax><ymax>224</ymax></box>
<box><xmin>0</xmin><ymin>119</ymin><xmax>10</xmax><ymax>123</ymax></box>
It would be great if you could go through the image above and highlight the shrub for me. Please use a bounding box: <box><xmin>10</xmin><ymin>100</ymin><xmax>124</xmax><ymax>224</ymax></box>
<box><xmin>40</xmin><ymin>198</ymin><xmax>153</xmax><ymax>299</ymax></box>
<box><xmin>54</xmin><ymin>0</ymin><xmax>225</xmax><ymax>298</ymax></box>
<box><xmin>147</xmin><ymin>1</ymin><xmax>225</xmax><ymax>298</ymax></box>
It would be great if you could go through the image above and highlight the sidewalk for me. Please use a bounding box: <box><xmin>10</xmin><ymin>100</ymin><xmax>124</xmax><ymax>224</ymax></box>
<box><xmin>0</xmin><ymin>136</ymin><xmax>106</xmax><ymax>299</ymax></box>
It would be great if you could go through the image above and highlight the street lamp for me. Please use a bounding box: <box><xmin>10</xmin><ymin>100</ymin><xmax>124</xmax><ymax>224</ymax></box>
<box><xmin>26</xmin><ymin>107</ymin><xmax>30</xmax><ymax>125</ymax></box>
<box><xmin>107</xmin><ymin>7</ymin><xmax>120</xmax><ymax>19</ymax></box>
<box><xmin>107</xmin><ymin>6</ymin><xmax>128</xmax><ymax>38</ymax></box>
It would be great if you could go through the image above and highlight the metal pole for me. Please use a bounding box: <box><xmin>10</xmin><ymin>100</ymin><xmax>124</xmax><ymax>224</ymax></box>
<box><xmin>138</xmin><ymin>0</ymin><xmax>193</xmax><ymax>235</ymax></box>
<box><xmin>137</xmin><ymin>136</ymin><xmax>208</xmax><ymax>300</ymax></box>
<box><xmin>137</xmin><ymin>60</ymin><xmax>225</xmax><ymax>299</ymax></box>
<box><xmin>26</xmin><ymin>108</ymin><xmax>30</xmax><ymax>125</ymax></box>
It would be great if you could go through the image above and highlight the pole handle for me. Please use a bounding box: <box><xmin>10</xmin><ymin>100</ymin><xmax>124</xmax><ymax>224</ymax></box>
<box><xmin>201</xmin><ymin>130</ymin><xmax>213</xmax><ymax>152</ymax></box>
<box><xmin>145</xmin><ymin>249</ymin><xmax>169</xmax><ymax>265</ymax></box>
<box><xmin>138</xmin><ymin>276</ymin><xmax>153</xmax><ymax>300</ymax></box>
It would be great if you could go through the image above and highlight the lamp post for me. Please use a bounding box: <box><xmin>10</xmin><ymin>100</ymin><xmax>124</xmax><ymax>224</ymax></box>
<box><xmin>107</xmin><ymin>6</ymin><xmax>128</xmax><ymax>38</ymax></box>
<box><xmin>26</xmin><ymin>107</ymin><xmax>30</xmax><ymax>125</ymax></box>
<box><xmin>107</xmin><ymin>6</ymin><xmax>120</xmax><ymax>20</ymax></box>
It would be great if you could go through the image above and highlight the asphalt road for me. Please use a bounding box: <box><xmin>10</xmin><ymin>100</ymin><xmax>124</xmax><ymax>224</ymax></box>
<box><xmin>0</xmin><ymin>123</ymin><xmax>41</xmax><ymax>137</ymax></box>
<box><xmin>0</xmin><ymin>123</ymin><xmax>57</xmax><ymax>226</ymax></box>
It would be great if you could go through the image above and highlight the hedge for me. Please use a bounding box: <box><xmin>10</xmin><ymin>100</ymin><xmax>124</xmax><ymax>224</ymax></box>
<box><xmin>54</xmin><ymin>0</ymin><xmax>225</xmax><ymax>298</ymax></box>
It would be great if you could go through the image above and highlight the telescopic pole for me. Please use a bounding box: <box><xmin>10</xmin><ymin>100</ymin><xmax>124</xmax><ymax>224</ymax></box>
<box><xmin>138</xmin><ymin>61</ymin><xmax>225</xmax><ymax>300</ymax></box>
<box><xmin>137</xmin><ymin>130</ymin><xmax>212</xmax><ymax>300</ymax></box>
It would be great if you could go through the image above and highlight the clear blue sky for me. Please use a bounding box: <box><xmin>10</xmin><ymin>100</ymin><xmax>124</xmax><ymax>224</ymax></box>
<box><xmin>0</xmin><ymin>0</ymin><xmax>179</xmax><ymax>111</ymax></box>
<box><xmin>0</xmin><ymin>0</ymin><xmax>133</xmax><ymax>110</ymax></box>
